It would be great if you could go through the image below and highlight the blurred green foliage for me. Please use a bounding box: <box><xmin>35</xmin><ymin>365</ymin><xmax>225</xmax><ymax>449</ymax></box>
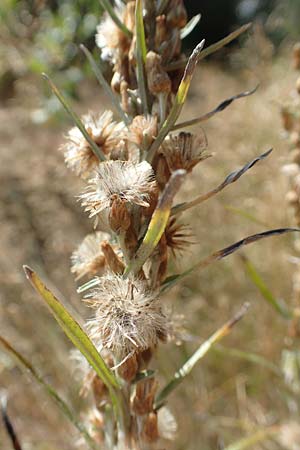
<box><xmin>0</xmin><ymin>0</ymin><xmax>102</xmax><ymax>101</ymax></box>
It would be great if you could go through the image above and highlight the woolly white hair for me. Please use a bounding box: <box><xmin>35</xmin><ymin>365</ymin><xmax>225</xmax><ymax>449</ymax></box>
<box><xmin>80</xmin><ymin>160</ymin><xmax>156</xmax><ymax>217</ymax></box>
<box><xmin>61</xmin><ymin>111</ymin><xmax>124</xmax><ymax>178</ymax></box>
<box><xmin>71</xmin><ymin>231</ymin><xmax>110</xmax><ymax>280</ymax></box>
<box><xmin>85</xmin><ymin>274</ymin><xmax>168</xmax><ymax>358</ymax></box>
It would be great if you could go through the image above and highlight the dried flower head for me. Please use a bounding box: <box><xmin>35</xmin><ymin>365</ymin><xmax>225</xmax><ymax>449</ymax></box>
<box><xmin>80</xmin><ymin>160</ymin><xmax>156</xmax><ymax>218</ymax></box>
<box><xmin>71</xmin><ymin>231</ymin><xmax>110</xmax><ymax>280</ymax></box>
<box><xmin>162</xmin><ymin>131</ymin><xmax>208</xmax><ymax>173</ymax></box>
<box><xmin>86</xmin><ymin>274</ymin><xmax>169</xmax><ymax>358</ymax></box>
<box><xmin>61</xmin><ymin>111</ymin><xmax>124</xmax><ymax>178</ymax></box>
<box><xmin>96</xmin><ymin>4</ymin><xmax>125</xmax><ymax>64</ymax></box>
<box><xmin>128</xmin><ymin>115</ymin><xmax>158</xmax><ymax>148</ymax></box>
<box><xmin>165</xmin><ymin>217</ymin><xmax>193</xmax><ymax>256</ymax></box>
<box><xmin>96</xmin><ymin>2</ymin><xmax>134</xmax><ymax>64</ymax></box>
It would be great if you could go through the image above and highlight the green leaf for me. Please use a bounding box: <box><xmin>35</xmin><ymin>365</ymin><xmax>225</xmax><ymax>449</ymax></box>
<box><xmin>146</xmin><ymin>40</ymin><xmax>205</xmax><ymax>162</ymax></box>
<box><xmin>155</xmin><ymin>303</ymin><xmax>249</xmax><ymax>409</ymax></box>
<box><xmin>23</xmin><ymin>266</ymin><xmax>121</xmax><ymax>411</ymax></box>
<box><xmin>99</xmin><ymin>0</ymin><xmax>132</xmax><ymax>38</ymax></box>
<box><xmin>0</xmin><ymin>336</ymin><xmax>99</xmax><ymax>450</ymax></box>
<box><xmin>180</xmin><ymin>14</ymin><xmax>201</xmax><ymax>39</ymax></box>
<box><xmin>165</xmin><ymin>23</ymin><xmax>252</xmax><ymax>72</ymax></box>
<box><xmin>172</xmin><ymin>85</ymin><xmax>258</xmax><ymax>131</ymax></box>
<box><xmin>242</xmin><ymin>256</ymin><xmax>293</xmax><ymax>319</ymax></box>
<box><xmin>80</xmin><ymin>45</ymin><xmax>130</xmax><ymax>125</ymax></box>
<box><xmin>161</xmin><ymin>228</ymin><xmax>300</xmax><ymax>293</ymax></box>
<box><xmin>124</xmin><ymin>170</ymin><xmax>186</xmax><ymax>276</ymax></box>
<box><xmin>172</xmin><ymin>149</ymin><xmax>271</xmax><ymax>215</ymax></box>
<box><xmin>42</xmin><ymin>73</ymin><xmax>106</xmax><ymax>162</ymax></box>
<box><xmin>135</xmin><ymin>0</ymin><xmax>149</xmax><ymax>114</ymax></box>
<box><xmin>223</xmin><ymin>427</ymin><xmax>278</xmax><ymax>450</ymax></box>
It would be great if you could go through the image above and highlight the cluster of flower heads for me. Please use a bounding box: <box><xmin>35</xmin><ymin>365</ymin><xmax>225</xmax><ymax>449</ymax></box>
<box><xmin>60</xmin><ymin>0</ymin><xmax>209</xmax><ymax>446</ymax></box>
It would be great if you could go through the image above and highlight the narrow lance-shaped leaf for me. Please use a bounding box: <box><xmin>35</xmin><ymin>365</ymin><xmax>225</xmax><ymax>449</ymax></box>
<box><xmin>172</xmin><ymin>86</ymin><xmax>258</xmax><ymax>131</ymax></box>
<box><xmin>161</xmin><ymin>228</ymin><xmax>300</xmax><ymax>293</ymax></box>
<box><xmin>165</xmin><ymin>23</ymin><xmax>251</xmax><ymax>72</ymax></box>
<box><xmin>77</xmin><ymin>277</ymin><xmax>101</xmax><ymax>294</ymax></box>
<box><xmin>135</xmin><ymin>0</ymin><xmax>149</xmax><ymax>114</ymax></box>
<box><xmin>180</xmin><ymin>13</ymin><xmax>201</xmax><ymax>39</ymax></box>
<box><xmin>223</xmin><ymin>427</ymin><xmax>279</xmax><ymax>450</ymax></box>
<box><xmin>124</xmin><ymin>169</ymin><xmax>186</xmax><ymax>276</ymax></box>
<box><xmin>241</xmin><ymin>255</ymin><xmax>293</xmax><ymax>319</ymax></box>
<box><xmin>80</xmin><ymin>44</ymin><xmax>130</xmax><ymax>125</ymax></box>
<box><xmin>155</xmin><ymin>303</ymin><xmax>249</xmax><ymax>409</ymax></box>
<box><xmin>146</xmin><ymin>40</ymin><xmax>205</xmax><ymax>163</ymax></box>
<box><xmin>23</xmin><ymin>266</ymin><xmax>122</xmax><ymax>411</ymax></box>
<box><xmin>99</xmin><ymin>0</ymin><xmax>132</xmax><ymax>38</ymax></box>
<box><xmin>1</xmin><ymin>394</ymin><xmax>23</xmax><ymax>450</ymax></box>
<box><xmin>0</xmin><ymin>336</ymin><xmax>98</xmax><ymax>450</ymax></box>
<box><xmin>42</xmin><ymin>73</ymin><xmax>106</xmax><ymax>162</ymax></box>
<box><xmin>172</xmin><ymin>148</ymin><xmax>271</xmax><ymax>215</ymax></box>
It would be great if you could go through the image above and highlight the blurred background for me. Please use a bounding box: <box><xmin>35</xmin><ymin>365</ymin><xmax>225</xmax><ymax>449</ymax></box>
<box><xmin>1</xmin><ymin>1</ymin><xmax>300</xmax><ymax>449</ymax></box>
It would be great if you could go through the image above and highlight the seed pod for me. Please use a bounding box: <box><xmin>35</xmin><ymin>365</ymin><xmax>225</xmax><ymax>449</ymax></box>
<box><xmin>101</xmin><ymin>241</ymin><xmax>124</xmax><ymax>274</ymax></box>
<box><xmin>146</xmin><ymin>51</ymin><xmax>171</xmax><ymax>96</ymax></box>
<box><xmin>132</xmin><ymin>378</ymin><xmax>158</xmax><ymax>415</ymax></box>
<box><xmin>118</xmin><ymin>353</ymin><xmax>139</xmax><ymax>382</ymax></box>
<box><xmin>109</xmin><ymin>195</ymin><xmax>131</xmax><ymax>233</ymax></box>
<box><xmin>142</xmin><ymin>412</ymin><xmax>159</xmax><ymax>443</ymax></box>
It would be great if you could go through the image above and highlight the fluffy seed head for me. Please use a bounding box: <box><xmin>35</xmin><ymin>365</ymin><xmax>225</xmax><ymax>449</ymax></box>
<box><xmin>61</xmin><ymin>111</ymin><xmax>124</xmax><ymax>178</ymax></box>
<box><xmin>80</xmin><ymin>160</ymin><xmax>156</xmax><ymax>217</ymax></box>
<box><xmin>71</xmin><ymin>232</ymin><xmax>110</xmax><ymax>280</ymax></box>
<box><xmin>86</xmin><ymin>274</ymin><xmax>169</xmax><ymax>358</ymax></box>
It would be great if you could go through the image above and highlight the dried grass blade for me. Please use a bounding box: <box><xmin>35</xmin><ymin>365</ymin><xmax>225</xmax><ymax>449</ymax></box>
<box><xmin>124</xmin><ymin>170</ymin><xmax>186</xmax><ymax>276</ymax></box>
<box><xmin>172</xmin><ymin>85</ymin><xmax>258</xmax><ymax>131</ymax></box>
<box><xmin>146</xmin><ymin>40</ymin><xmax>205</xmax><ymax>162</ymax></box>
<box><xmin>223</xmin><ymin>427</ymin><xmax>279</xmax><ymax>450</ymax></box>
<box><xmin>1</xmin><ymin>394</ymin><xmax>22</xmax><ymax>450</ymax></box>
<box><xmin>180</xmin><ymin>14</ymin><xmax>201</xmax><ymax>39</ymax></box>
<box><xmin>172</xmin><ymin>149</ymin><xmax>272</xmax><ymax>215</ymax></box>
<box><xmin>162</xmin><ymin>228</ymin><xmax>300</xmax><ymax>292</ymax></box>
<box><xmin>80</xmin><ymin>45</ymin><xmax>130</xmax><ymax>125</ymax></box>
<box><xmin>166</xmin><ymin>23</ymin><xmax>251</xmax><ymax>72</ymax></box>
<box><xmin>42</xmin><ymin>73</ymin><xmax>106</xmax><ymax>162</ymax></box>
<box><xmin>214</xmin><ymin>345</ymin><xmax>281</xmax><ymax>375</ymax></box>
<box><xmin>99</xmin><ymin>0</ymin><xmax>132</xmax><ymax>38</ymax></box>
<box><xmin>241</xmin><ymin>255</ymin><xmax>292</xmax><ymax>319</ymax></box>
<box><xmin>224</xmin><ymin>205</ymin><xmax>270</xmax><ymax>227</ymax></box>
<box><xmin>0</xmin><ymin>336</ymin><xmax>98</xmax><ymax>450</ymax></box>
<box><xmin>155</xmin><ymin>303</ymin><xmax>249</xmax><ymax>408</ymax></box>
<box><xmin>23</xmin><ymin>266</ymin><xmax>120</xmax><ymax>392</ymax></box>
<box><xmin>135</xmin><ymin>0</ymin><xmax>149</xmax><ymax>114</ymax></box>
